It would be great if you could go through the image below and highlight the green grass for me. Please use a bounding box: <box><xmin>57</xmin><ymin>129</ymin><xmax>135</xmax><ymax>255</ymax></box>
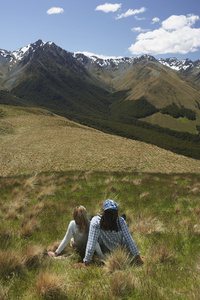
<box><xmin>0</xmin><ymin>171</ymin><xmax>200</xmax><ymax>299</ymax></box>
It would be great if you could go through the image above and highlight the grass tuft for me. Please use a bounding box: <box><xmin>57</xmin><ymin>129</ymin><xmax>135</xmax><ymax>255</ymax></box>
<box><xmin>0</xmin><ymin>284</ymin><xmax>9</xmax><ymax>300</ymax></box>
<box><xmin>22</xmin><ymin>174</ymin><xmax>39</xmax><ymax>191</ymax></box>
<box><xmin>149</xmin><ymin>244</ymin><xmax>176</xmax><ymax>263</ymax></box>
<box><xmin>20</xmin><ymin>218</ymin><xmax>40</xmax><ymax>237</ymax></box>
<box><xmin>37</xmin><ymin>184</ymin><xmax>57</xmax><ymax>200</ymax></box>
<box><xmin>23</xmin><ymin>244</ymin><xmax>46</xmax><ymax>268</ymax></box>
<box><xmin>0</xmin><ymin>250</ymin><xmax>24</xmax><ymax>278</ymax></box>
<box><xmin>35</xmin><ymin>271</ymin><xmax>67</xmax><ymax>299</ymax></box>
<box><xmin>110</xmin><ymin>270</ymin><xmax>138</xmax><ymax>298</ymax></box>
<box><xmin>103</xmin><ymin>248</ymin><xmax>132</xmax><ymax>273</ymax></box>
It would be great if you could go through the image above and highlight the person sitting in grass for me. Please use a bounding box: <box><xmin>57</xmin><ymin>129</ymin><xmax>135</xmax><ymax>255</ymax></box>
<box><xmin>75</xmin><ymin>200</ymin><xmax>147</xmax><ymax>266</ymax></box>
<box><xmin>48</xmin><ymin>205</ymin><xmax>104</xmax><ymax>258</ymax></box>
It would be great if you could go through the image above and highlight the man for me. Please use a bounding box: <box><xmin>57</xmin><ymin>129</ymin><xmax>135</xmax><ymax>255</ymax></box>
<box><xmin>75</xmin><ymin>199</ymin><xmax>146</xmax><ymax>266</ymax></box>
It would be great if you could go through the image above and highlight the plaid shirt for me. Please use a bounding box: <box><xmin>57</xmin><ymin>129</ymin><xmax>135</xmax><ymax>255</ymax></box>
<box><xmin>83</xmin><ymin>215</ymin><xmax>140</xmax><ymax>263</ymax></box>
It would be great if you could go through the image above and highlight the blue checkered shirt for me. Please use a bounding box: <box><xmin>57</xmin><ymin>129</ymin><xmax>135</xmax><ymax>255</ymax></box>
<box><xmin>83</xmin><ymin>215</ymin><xmax>140</xmax><ymax>263</ymax></box>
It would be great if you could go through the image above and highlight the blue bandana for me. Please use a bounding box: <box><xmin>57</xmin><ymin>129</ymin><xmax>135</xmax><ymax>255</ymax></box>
<box><xmin>103</xmin><ymin>199</ymin><xmax>118</xmax><ymax>211</ymax></box>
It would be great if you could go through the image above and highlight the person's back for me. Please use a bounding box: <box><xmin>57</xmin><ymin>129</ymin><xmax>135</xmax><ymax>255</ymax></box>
<box><xmin>82</xmin><ymin>200</ymin><xmax>146</xmax><ymax>265</ymax></box>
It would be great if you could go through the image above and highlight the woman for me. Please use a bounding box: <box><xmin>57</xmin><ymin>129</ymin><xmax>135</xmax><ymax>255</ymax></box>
<box><xmin>76</xmin><ymin>199</ymin><xmax>147</xmax><ymax>266</ymax></box>
<box><xmin>48</xmin><ymin>205</ymin><xmax>104</xmax><ymax>258</ymax></box>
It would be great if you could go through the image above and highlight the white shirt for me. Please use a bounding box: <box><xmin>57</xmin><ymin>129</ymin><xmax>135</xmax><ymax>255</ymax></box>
<box><xmin>55</xmin><ymin>220</ymin><xmax>105</xmax><ymax>259</ymax></box>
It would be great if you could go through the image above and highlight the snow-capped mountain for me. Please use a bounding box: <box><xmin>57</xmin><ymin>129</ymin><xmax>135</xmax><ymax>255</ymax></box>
<box><xmin>73</xmin><ymin>52</ymin><xmax>156</xmax><ymax>68</ymax></box>
<box><xmin>0</xmin><ymin>40</ymin><xmax>53</xmax><ymax>64</ymax></box>
<box><xmin>158</xmin><ymin>57</ymin><xmax>200</xmax><ymax>72</ymax></box>
<box><xmin>1</xmin><ymin>39</ymin><xmax>199</xmax><ymax>73</ymax></box>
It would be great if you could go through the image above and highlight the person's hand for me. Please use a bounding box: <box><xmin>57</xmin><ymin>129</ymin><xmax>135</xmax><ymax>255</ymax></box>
<box><xmin>48</xmin><ymin>251</ymin><xmax>58</xmax><ymax>257</ymax></box>
<box><xmin>135</xmin><ymin>255</ymin><xmax>148</xmax><ymax>264</ymax></box>
<box><xmin>74</xmin><ymin>262</ymin><xmax>88</xmax><ymax>268</ymax></box>
<box><xmin>140</xmin><ymin>258</ymin><xmax>148</xmax><ymax>263</ymax></box>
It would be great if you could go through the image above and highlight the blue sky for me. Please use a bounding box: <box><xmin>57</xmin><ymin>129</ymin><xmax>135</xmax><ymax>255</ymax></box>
<box><xmin>1</xmin><ymin>0</ymin><xmax>200</xmax><ymax>60</ymax></box>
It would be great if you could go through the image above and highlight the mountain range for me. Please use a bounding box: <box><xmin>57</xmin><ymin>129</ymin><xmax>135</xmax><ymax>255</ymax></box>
<box><xmin>0</xmin><ymin>39</ymin><xmax>200</xmax><ymax>159</ymax></box>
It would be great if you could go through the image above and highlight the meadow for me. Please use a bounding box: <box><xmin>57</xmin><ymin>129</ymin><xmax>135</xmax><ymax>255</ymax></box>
<box><xmin>1</xmin><ymin>105</ymin><xmax>200</xmax><ymax>299</ymax></box>
<box><xmin>0</xmin><ymin>171</ymin><xmax>200</xmax><ymax>299</ymax></box>
<box><xmin>1</xmin><ymin>105</ymin><xmax>200</xmax><ymax>177</ymax></box>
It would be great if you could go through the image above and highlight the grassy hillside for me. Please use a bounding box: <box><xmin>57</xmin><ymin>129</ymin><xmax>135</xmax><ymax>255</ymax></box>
<box><xmin>1</xmin><ymin>105</ymin><xmax>200</xmax><ymax>177</ymax></box>
<box><xmin>111</xmin><ymin>61</ymin><xmax>200</xmax><ymax>112</ymax></box>
<box><xmin>141</xmin><ymin>112</ymin><xmax>200</xmax><ymax>134</ymax></box>
<box><xmin>1</xmin><ymin>105</ymin><xmax>200</xmax><ymax>299</ymax></box>
<box><xmin>1</xmin><ymin>170</ymin><xmax>200</xmax><ymax>299</ymax></box>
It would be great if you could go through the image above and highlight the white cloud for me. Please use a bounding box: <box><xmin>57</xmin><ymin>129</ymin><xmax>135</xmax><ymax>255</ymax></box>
<box><xmin>116</xmin><ymin>7</ymin><xmax>146</xmax><ymax>20</ymax></box>
<box><xmin>132</xmin><ymin>27</ymin><xmax>149</xmax><ymax>33</ymax></box>
<box><xmin>162</xmin><ymin>14</ymin><xmax>199</xmax><ymax>30</ymax></box>
<box><xmin>128</xmin><ymin>14</ymin><xmax>200</xmax><ymax>55</ymax></box>
<box><xmin>135</xmin><ymin>16</ymin><xmax>146</xmax><ymax>21</ymax></box>
<box><xmin>95</xmin><ymin>3</ymin><xmax>122</xmax><ymax>13</ymax></box>
<box><xmin>152</xmin><ymin>17</ymin><xmax>160</xmax><ymax>24</ymax></box>
<box><xmin>47</xmin><ymin>7</ymin><xmax>64</xmax><ymax>15</ymax></box>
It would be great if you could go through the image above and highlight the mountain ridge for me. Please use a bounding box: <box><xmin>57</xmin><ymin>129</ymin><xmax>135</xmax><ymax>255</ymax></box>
<box><xmin>0</xmin><ymin>40</ymin><xmax>200</xmax><ymax>160</ymax></box>
<box><xmin>1</xmin><ymin>39</ymin><xmax>200</xmax><ymax>75</ymax></box>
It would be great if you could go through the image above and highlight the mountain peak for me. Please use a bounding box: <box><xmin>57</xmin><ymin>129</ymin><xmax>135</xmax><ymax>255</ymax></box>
<box><xmin>12</xmin><ymin>40</ymin><xmax>52</xmax><ymax>61</ymax></box>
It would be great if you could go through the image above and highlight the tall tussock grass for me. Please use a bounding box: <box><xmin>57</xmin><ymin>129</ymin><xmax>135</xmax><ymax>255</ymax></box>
<box><xmin>35</xmin><ymin>271</ymin><xmax>67</xmax><ymax>299</ymax></box>
<box><xmin>103</xmin><ymin>248</ymin><xmax>133</xmax><ymax>273</ymax></box>
<box><xmin>0</xmin><ymin>250</ymin><xmax>25</xmax><ymax>279</ymax></box>
<box><xmin>110</xmin><ymin>270</ymin><xmax>138</xmax><ymax>298</ymax></box>
<box><xmin>20</xmin><ymin>217</ymin><xmax>40</xmax><ymax>237</ymax></box>
<box><xmin>23</xmin><ymin>244</ymin><xmax>46</xmax><ymax>268</ymax></box>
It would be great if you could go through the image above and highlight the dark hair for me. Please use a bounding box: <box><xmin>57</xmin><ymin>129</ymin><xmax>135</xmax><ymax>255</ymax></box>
<box><xmin>100</xmin><ymin>209</ymin><xmax>119</xmax><ymax>232</ymax></box>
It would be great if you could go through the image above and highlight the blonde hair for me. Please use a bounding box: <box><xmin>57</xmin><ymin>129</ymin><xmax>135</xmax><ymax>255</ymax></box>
<box><xmin>73</xmin><ymin>206</ymin><xmax>88</xmax><ymax>233</ymax></box>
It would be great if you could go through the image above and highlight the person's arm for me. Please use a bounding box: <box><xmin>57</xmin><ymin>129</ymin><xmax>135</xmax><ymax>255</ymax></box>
<box><xmin>95</xmin><ymin>242</ymin><xmax>105</xmax><ymax>259</ymax></box>
<box><xmin>119</xmin><ymin>217</ymin><xmax>140</xmax><ymax>257</ymax></box>
<box><xmin>55</xmin><ymin>221</ymin><xmax>75</xmax><ymax>255</ymax></box>
<box><xmin>83</xmin><ymin>216</ymin><xmax>100</xmax><ymax>263</ymax></box>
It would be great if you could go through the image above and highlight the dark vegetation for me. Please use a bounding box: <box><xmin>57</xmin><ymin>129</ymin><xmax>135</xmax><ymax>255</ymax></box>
<box><xmin>160</xmin><ymin>103</ymin><xmax>196</xmax><ymax>120</ymax></box>
<box><xmin>110</xmin><ymin>97</ymin><xmax>159</xmax><ymax>123</ymax></box>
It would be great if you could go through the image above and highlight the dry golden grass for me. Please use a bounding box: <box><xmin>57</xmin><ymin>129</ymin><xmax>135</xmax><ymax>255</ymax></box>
<box><xmin>190</xmin><ymin>183</ymin><xmax>200</xmax><ymax>195</ymax></box>
<box><xmin>174</xmin><ymin>205</ymin><xmax>181</xmax><ymax>214</ymax></box>
<box><xmin>110</xmin><ymin>270</ymin><xmax>138</xmax><ymax>298</ymax></box>
<box><xmin>194</xmin><ymin>206</ymin><xmax>200</xmax><ymax>216</ymax></box>
<box><xmin>22</xmin><ymin>174</ymin><xmax>39</xmax><ymax>191</ymax></box>
<box><xmin>37</xmin><ymin>184</ymin><xmax>57</xmax><ymax>200</ymax></box>
<box><xmin>0</xmin><ymin>228</ymin><xmax>12</xmax><ymax>241</ymax></box>
<box><xmin>35</xmin><ymin>271</ymin><xmax>67</xmax><ymax>299</ymax></box>
<box><xmin>139</xmin><ymin>192</ymin><xmax>150</xmax><ymax>199</ymax></box>
<box><xmin>23</xmin><ymin>244</ymin><xmax>46</xmax><ymax>268</ymax></box>
<box><xmin>0</xmin><ymin>249</ymin><xmax>25</xmax><ymax>277</ymax></box>
<box><xmin>20</xmin><ymin>217</ymin><xmax>40</xmax><ymax>237</ymax></box>
<box><xmin>71</xmin><ymin>184</ymin><xmax>82</xmax><ymax>193</ymax></box>
<box><xmin>1</xmin><ymin>105</ymin><xmax>200</xmax><ymax>177</ymax></box>
<box><xmin>0</xmin><ymin>285</ymin><xmax>9</xmax><ymax>300</ymax></box>
<box><xmin>130</xmin><ymin>215</ymin><xmax>165</xmax><ymax>235</ymax></box>
<box><xmin>5</xmin><ymin>209</ymin><xmax>19</xmax><ymax>220</ymax></box>
<box><xmin>103</xmin><ymin>248</ymin><xmax>133</xmax><ymax>273</ymax></box>
<box><xmin>149</xmin><ymin>244</ymin><xmax>176</xmax><ymax>263</ymax></box>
